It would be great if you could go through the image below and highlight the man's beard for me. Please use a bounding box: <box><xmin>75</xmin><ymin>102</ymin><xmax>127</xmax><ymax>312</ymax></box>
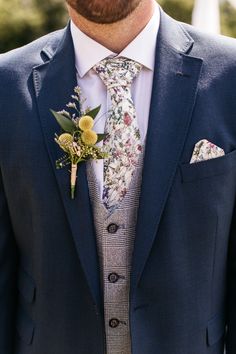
<box><xmin>66</xmin><ymin>0</ymin><xmax>143</xmax><ymax>24</ymax></box>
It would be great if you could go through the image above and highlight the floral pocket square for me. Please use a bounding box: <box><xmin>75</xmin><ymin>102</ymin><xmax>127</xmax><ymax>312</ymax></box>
<box><xmin>190</xmin><ymin>139</ymin><xmax>225</xmax><ymax>164</ymax></box>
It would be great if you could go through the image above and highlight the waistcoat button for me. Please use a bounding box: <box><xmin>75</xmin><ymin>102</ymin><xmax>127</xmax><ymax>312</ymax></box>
<box><xmin>108</xmin><ymin>273</ymin><xmax>119</xmax><ymax>283</ymax></box>
<box><xmin>109</xmin><ymin>318</ymin><xmax>120</xmax><ymax>328</ymax></box>
<box><xmin>107</xmin><ymin>223</ymin><xmax>119</xmax><ymax>234</ymax></box>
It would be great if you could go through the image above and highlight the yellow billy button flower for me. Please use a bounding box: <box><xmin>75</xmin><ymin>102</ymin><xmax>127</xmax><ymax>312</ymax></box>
<box><xmin>57</xmin><ymin>133</ymin><xmax>74</xmax><ymax>151</ymax></box>
<box><xmin>81</xmin><ymin>129</ymin><xmax>98</xmax><ymax>145</ymax></box>
<box><xmin>58</xmin><ymin>133</ymin><xmax>73</xmax><ymax>144</ymax></box>
<box><xmin>79</xmin><ymin>115</ymin><xmax>94</xmax><ymax>131</ymax></box>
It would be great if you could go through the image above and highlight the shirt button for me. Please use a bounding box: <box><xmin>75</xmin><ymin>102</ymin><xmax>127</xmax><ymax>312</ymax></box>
<box><xmin>107</xmin><ymin>223</ymin><xmax>119</xmax><ymax>234</ymax></box>
<box><xmin>109</xmin><ymin>318</ymin><xmax>120</xmax><ymax>328</ymax></box>
<box><xmin>108</xmin><ymin>273</ymin><xmax>119</xmax><ymax>283</ymax></box>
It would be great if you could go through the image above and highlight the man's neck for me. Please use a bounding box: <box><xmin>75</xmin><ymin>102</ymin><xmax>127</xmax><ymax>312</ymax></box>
<box><xmin>67</xmin><ymin>0</ymin><xmax>156</xmax><ymax>53</ymax></box>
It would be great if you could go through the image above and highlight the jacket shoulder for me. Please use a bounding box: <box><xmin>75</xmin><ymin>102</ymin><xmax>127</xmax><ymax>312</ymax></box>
<box><xmin>181</xmin><ymin>22</ymin><xmax>236</xmax><ymax>62</ymax></box>
<box><xmin>0</xmin><ymin>28</ymin><xmax>65</xmax><ymax>73</ymax></box>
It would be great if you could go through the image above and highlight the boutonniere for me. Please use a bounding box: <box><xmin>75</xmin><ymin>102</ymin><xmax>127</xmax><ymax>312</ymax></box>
<box><xmin>51</xmin><ymin>86</ymin><xmax>108</xmax><ymax>199</ymax></box>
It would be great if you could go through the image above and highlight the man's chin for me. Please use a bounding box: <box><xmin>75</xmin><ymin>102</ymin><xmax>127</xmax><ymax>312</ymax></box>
<box><xmin>66</xmin><ymin>0</ymin><xmax>142</xmax><ymax>24</ymax></box>
<box><xmin>80</xmin><ymin>13</ymin><xmax>131</xmax><ymax>25</ymax></box>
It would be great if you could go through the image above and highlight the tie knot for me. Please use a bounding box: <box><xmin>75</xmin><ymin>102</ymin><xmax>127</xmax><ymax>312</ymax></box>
<box><xmin>93</xmin><ymin>57</ymin><xmax>143</xmax><ymax>90</ymax></box>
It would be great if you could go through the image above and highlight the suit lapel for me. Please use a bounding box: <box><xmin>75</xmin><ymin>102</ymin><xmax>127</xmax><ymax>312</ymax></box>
<box><xmin>33</xmin><ymin>25</ymin><xmax>102</xmax><ymax>311</ymax></box>
<box><xmin>131</xmin><ymin>10</ymin><xmax>203</xmax><ymax>293</ymax></box>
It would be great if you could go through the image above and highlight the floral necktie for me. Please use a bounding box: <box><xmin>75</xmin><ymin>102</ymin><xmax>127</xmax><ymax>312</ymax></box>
<box><xmin>93</xmin><ymin>57</ymin><xmax>143</xmax><ymax>210</ymax></box>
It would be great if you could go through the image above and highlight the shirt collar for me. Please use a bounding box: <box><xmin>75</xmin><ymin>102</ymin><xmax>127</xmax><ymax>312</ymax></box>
<box><xmin>70</xmin><ymin>3</ymin><xmax>160</xmax><ymax>78</ymax></box>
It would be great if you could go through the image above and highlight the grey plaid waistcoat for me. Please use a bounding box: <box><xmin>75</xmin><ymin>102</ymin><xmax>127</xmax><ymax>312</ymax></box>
<box><xmin>86</xmin><ymin>152</ymin><xmax>144</xmax><ymax>354</ymax></box>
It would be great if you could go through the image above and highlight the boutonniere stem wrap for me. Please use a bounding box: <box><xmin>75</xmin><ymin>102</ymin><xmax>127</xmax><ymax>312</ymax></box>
<box><xmin>51</xmin><ymin>86</ymin><xmax>108</xmax><ymax>199</ymax></box>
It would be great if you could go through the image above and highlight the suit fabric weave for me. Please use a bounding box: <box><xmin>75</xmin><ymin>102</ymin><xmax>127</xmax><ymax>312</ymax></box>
<box><xmin>0</xmin><ymin>7</ymin><xmax>236</xmax><ymax>354</ymax></box>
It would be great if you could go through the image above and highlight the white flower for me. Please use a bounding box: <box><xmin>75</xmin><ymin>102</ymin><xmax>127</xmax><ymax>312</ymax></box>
<box><xmin>66</xmin><ymin>102</ymin><xmax>77</xmax><ymax>109</ymax></box>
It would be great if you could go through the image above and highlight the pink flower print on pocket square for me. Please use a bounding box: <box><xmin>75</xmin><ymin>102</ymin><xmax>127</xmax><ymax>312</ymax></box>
<box><xmin>190</xmin><ymin>139</ymin><xmax>225</xmax><ymax>164</ymax></box>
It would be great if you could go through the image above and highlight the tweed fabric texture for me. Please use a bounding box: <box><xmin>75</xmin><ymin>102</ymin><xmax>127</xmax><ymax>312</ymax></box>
<box><xmin>86</xmin><ymin>151</ymin><xmax>144</xmax><ymax>354</ymax></box>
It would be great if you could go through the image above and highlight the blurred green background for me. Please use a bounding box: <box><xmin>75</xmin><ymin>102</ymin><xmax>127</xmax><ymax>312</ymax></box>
<box><xmin>0</xmin><ymin>0</ymin><xmax>236</xmax><ymax>53</ymax></box>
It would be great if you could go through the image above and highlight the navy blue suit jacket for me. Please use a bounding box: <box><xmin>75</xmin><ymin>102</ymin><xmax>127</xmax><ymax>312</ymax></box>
<box><xmin>0</xmin><ymin>8</ymin><xmax>236</xmax><ymax>354</ymax></box>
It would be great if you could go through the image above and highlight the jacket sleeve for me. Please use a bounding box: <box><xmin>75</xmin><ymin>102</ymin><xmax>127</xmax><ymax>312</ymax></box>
<box><xmin>0</xmin><ymin>168</ymin><xmax>18</xmax><ymax>353</ymax></box>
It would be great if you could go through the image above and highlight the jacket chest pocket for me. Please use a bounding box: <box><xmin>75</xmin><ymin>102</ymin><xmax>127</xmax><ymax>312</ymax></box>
<box><xmin>180</xmin><ymin>148</ymin><xmax>236</xmax><ymax>183</ymax></box>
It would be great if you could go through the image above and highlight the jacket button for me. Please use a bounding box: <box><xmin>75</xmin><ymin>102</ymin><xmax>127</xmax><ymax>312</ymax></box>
<box><xmin>107</xmin><ymin>223</ymin><xmax>119</xmax><ymax>234</ymax></box>
<box><xmin>109</xmin><ymin>318</ymin><xmax>120</xmax><ymax>328</ymax></box>
<box><xmin>108</xmin><ymin>273</ymin><xmax>119</xmax><ymax>283</ymax></box>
